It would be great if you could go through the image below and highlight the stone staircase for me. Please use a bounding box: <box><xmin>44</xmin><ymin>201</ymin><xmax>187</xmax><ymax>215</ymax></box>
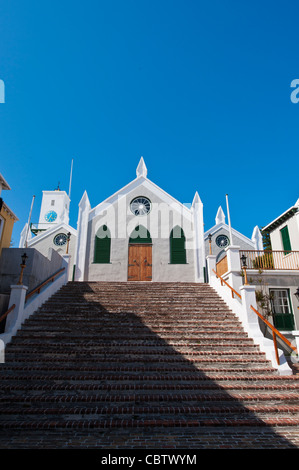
<box><xmin>1</xmin><ymin>281</ymin><xmax>299</xmax><ymax>448</ymax></box>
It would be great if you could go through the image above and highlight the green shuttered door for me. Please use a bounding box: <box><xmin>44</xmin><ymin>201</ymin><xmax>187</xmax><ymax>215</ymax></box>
<box><xmin>94</xmin><ymin>225</ymin><xmax>111</xmax><ymax>263</ymax></box>
<box><xmin>170</xmin><ymin>227</ymin><xmax>187</xmax><ymax>264</ymax></box>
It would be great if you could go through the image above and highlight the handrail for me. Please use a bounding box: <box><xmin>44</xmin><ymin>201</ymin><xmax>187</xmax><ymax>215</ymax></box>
<box><xmin>212</xmin><ymin>269</ymin><xmax>241</xmax><ymax>299</ymax></box>
<box><xmin>0</xmin><ymin>304</ymin><xmax>15</xmax><ymax>324</ymax></box>
<box><xmin>25</xmin><ymin>267</ymin><xmax>66</xmax><ymax>302</ymax></box>
<box><xmin>212</xmin><ymin>268</ymin><xmax>298</xmax><ymax>365</ymax></box>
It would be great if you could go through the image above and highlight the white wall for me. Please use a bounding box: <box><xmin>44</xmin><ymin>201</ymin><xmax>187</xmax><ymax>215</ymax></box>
<box><xmin>270</xmin><ymin>215</ymin><xmax>299</xmax><ymax>252</ymax></box>
<box><xmin>84</xmin><ymin>185</ymin><xmax>197</xmax><ymax>282</ymax></box>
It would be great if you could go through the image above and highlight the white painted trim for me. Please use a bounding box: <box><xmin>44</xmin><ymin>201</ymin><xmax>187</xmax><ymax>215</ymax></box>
<box><xmin>246</xmin><ymin>269</ymin><xmax>299</xmax><ymax>277</ymax></box>
<box><xmin>89</xmin><ymin>176</ymin><xmax>193</xmax><ymax>222</ymax></box>
<box><xmin>204</xmin><ymin>222</ymin><xmax>256</xmax><ymax>248</ymax></box>
<box><xmin>27</xmin><ymin>222</ymin><xmax>77</xmax><ymax>246</ymax></box>
<box><xmin>0</xmin><ymin>214</ymin><xmax>4</xmax><ymax>243</ymax></box>
<box><xmin>263</xmin><ymin>205</ymin><xmax>298</xmax><ymax>231</ymax></box>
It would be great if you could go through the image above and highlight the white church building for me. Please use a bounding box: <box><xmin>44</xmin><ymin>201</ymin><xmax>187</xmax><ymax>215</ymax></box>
<box><xmin>20</xmin><ymin>157</ymin><xmax>262</xmax><ymax>284</ymax></box>
<box><xmin>74</xmin><ymin>158</ymin><xmax>261</xmax><ymax>283</ymax></box>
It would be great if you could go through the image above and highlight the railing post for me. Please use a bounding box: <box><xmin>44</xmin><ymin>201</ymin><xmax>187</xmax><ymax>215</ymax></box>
<box><xmin>206</xmin><ymin>255</ymin><xmax>217</xmax><ymax>282</ymax></box>
<box><xmin>225</xmin><ymin>245</ymin><xmax>243</xmax><ymax>293</ymax></box>
<box><xmin>273</xmin><ymin>332</ymin><xmax>280</xmax><ymax>366</ymax></box>
<box><xmin>61</xmin><ymin>254</ymin><xmax>71</xmax><ymax>282</ymax></box>
<box><xmin>239</xmin><ymin>284</ymin><xmax>260</xmax><ymax>327</ymax></box>
<box><xmin>4</xmin><ymin>284</ymin><xmax>28</xmax><ymax>335</ymax></box>
<box><xmin>0</xmin><ymin>339</ymin><xmax>4</xmax><ymax>363</ymax></box>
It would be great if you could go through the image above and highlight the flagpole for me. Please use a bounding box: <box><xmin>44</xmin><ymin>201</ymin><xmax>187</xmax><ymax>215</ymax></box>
<box><xmin>226</xmin><ymin>194</ymin><xmax>233</xmax><ymax>245</ymax></box>
<box><xmin>68</xmin><ymin>158</ymin><xmax>74</xmax><ymax>199</ymax></box>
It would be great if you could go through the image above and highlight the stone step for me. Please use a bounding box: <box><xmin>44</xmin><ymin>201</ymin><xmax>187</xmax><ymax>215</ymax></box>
<box><xmin>0</xmin><ymin>416</ymin><xmax>299</xmax><ymax>430</ymax></box>
<box><xmin>1</xmin><ymin>390</ymin><xmax>297</xmax><ymax>404</ymax></box>
<box><xmin>4</xmin><ymin>351</ymin><xmax>271</xmax><ymax>364</ymax></box>
<box><xmin>5</xmin><ymin>344</ymin><xmax>267</xmax><ymax>356</ymax></box>
<box><xmin>2</xmin><ymin>359</ymin><xmax>275</xmax><ymax>373</ymax></box>
<box><xmin>1</xmin><ymin>372</ymin><xmax>296</xmax><ymax>384</ymax></box>
<box><xmin>0</xmin><ymin>363</ymin><xmax>276</xmax><ymax>373</ymax></box>
<box><xmin>1</xmin><ymin>380</ymin><xmax>298</xmax><ymax>392</ymax></box>
<box><xmin>23</xmin><ymin>319</ymin><xmax>242</xmax><ymax>326</ymax></box>
<box><xmin>1</xmin><ymin>404</ymin><xmax>299</xmax><ymax>419</ymax></box>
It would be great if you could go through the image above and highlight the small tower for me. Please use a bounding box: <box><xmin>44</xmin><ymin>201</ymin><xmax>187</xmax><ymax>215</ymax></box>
<box><xmin>31</xmin><ymin>185</ymin><xmax>70</xmax><ymax>235</ymax></box>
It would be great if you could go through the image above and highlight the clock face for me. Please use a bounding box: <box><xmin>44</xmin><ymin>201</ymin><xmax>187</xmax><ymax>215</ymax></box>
<box><xmin>216</xmin><ymin>234</ymin><xmax>229</xmax><ymax>248</ymax></box>
<box><xmin>45</xmin><ymin>210</ymin><xmax>57</xmax><ymax>223</ymax></box>
<box><xmin>53</xmin><ymin>233</ymin><xmax>67</xmax><ymax>246</ymax></box>
<box><xmin>130</xmin><ymin>197</ymin><xmax>151</xmax><ymax>216</ymax></box>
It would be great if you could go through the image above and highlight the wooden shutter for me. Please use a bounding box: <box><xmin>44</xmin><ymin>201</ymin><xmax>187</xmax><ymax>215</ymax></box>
<box><xmin>170</xmin><ymin>227</ymin><xmax>187</xmax><ymax>264</ymax></box>
<box><xmin>280</xmin><ymin>226</ymin><xmax>291</xmax><ymax>253</ymax></box>
<box><xmin>94</xmin><ymin>225</ymin><xmax>111</xmax><ymax>263</ymax></box>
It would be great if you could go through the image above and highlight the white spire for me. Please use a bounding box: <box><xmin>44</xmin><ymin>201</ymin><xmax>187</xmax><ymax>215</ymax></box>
<box><xmin>136</xmin><ymin>157</ymin><xmax>147</xmax><ymax>178</ymax></box>
<box><xmin>192</xmin><ymin>191</ymin><xmax>203</xmax><ymax>207</ymax></box>
<box><xmin>78</xmin><ymin>190</ymin><xmax>90</xmax><ymax>211</ymax></box>
<box><xmin>215</xmin><ymin>206</ymin><xmax>225</xmax><ymax>225</ymax></box>
<box><xmin>251</xmin><ymin>225</ymin><xmax>263</xmax><ymax>251</ymax></box>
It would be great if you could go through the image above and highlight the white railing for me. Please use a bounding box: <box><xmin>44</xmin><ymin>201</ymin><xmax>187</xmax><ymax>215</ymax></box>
<box><xmin>240</xmin><ymin>250</ymin><xmax>299</xmax><ymax>270</ymax></box>
<box><xmin>0</xmin><ymin>255</ymin><xmax>70</xmax><ymax>360</ymax></box>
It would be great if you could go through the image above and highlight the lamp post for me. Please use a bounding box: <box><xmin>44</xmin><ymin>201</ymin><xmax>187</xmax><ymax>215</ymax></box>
<box><xmin>240</xmin><ymin>254</ymin><xmax>248</xmax><ymax>285</ymax></box>
<box><xmin>208</xmin><ymin>233</ymin><xmax>212</xmax><ymax>255</ymax></box>
<box><xmin>66</xmin><ymin>232</ymin><xmax>71</xmax><ymax>254</ymax></box>
<box><xmin>18</xmin><ymin>252</ymin><xmax>28</xmax><ymax>285</ymax></box>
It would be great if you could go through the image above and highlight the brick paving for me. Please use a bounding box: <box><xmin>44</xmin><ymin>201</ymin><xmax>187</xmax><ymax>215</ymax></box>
<box><xmin>0</xmin><ymin>281</ymin><xmax>299</xmax><ymax>449</ymax></box>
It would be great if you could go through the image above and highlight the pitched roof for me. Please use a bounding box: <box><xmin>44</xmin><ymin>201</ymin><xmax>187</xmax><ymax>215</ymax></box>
<box><xmin>0</xmin><ymin>173</ymin><xmax>11</xmax><ymax>191</ymax></box>
<box><xmin>262</xmin><ymin>206</ymin><xmax>298</xmax><ymax>232</ymax></box>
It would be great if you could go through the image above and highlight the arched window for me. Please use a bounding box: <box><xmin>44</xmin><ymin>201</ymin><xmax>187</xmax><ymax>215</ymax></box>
<box><xmin>94</xmin><ymin>225</ymin><xmax>111</xmax><ymax>263</ymax></box>
<box><xmin>129</xmin><ymin>225</ymin><xmax>152</xmax><ymax>244</ymax></box>
<box><xmin>170</xmin><ymin>226</ymin><xmax>187</xmax><ymax>264</ymax></box>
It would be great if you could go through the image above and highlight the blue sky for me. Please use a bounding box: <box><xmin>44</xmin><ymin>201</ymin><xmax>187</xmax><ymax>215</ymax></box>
<box><xmin>1</xmin><ymin>0</ymin><xmax>299</xmax><ymax>244</ymax></box>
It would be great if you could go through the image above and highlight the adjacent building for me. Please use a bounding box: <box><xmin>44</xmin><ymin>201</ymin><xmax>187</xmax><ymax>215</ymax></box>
<box><xmin>0</xmin><ymin>173</ymin><xmax>18</xmax><ymax>256</ymax></box>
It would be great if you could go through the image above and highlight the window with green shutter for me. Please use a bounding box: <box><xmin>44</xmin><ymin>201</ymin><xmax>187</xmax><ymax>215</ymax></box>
<box><xmin>170</xmin><ymin>226</ymin><xmax>187</xmax><ymax>264</ymax></box>
<box><xmin>94</xmin><ymin>225</ymin><xmax>111</xmax><ymax>263</ymax></box>
<box><xmin>280</xmin><ymin>226</ymin><xmax>291</xmax><ymax>254</ymax></box>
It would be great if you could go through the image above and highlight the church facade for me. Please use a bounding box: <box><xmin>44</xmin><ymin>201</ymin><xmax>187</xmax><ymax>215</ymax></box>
<box><xmin>74</xmin><ymin>158</ymin><xmax>205</xmax><ymax>283</ymax></box>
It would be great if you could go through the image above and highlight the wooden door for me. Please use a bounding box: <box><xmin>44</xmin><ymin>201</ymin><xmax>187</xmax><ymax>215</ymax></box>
<box><xmin>128</xmin><ymin>244</ymin><xmax>152</xmax><ymax>281</ymax></box>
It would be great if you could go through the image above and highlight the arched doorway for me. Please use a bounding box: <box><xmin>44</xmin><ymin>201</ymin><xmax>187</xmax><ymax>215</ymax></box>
<box><xmin>128</xmin><ymin>226</ymin><xmax>152</xmax><ymax>281</ymax></box>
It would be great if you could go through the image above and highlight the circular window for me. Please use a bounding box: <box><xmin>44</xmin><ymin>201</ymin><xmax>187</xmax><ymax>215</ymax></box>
<box><xmin>53</xmin><ymin>233</ymin><xmax>67</xmax><ymax>246</ymax></box>
<box><xmin>130</xmin><ymin>197</ymin><xmax>151</xmax><ymax>216</ymax></box>
<box><xmin>216</xmin><ymin>234</ymin><xmax>230</xmax><ymax>248</ymax></box>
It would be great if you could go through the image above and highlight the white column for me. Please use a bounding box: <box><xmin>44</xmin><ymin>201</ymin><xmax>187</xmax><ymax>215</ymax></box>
<box><xmin>240</xmin><ymin>284</ymin><xmax>260</xmax><ymax>327</ymax></box>
<box><xmin>192</xmin><ymin>192</ymin><xmax>205</xmax><ymax>283</ymax></box>
<box><xmin>74</xmin><ymin>191</ymin><xmax>91</xmax><ymax>281</ymax></box>
<box><xmin>5</xmin><ymin>284</ymin><xmax>28</xmax><ymax>333</ymax></box>
<box><xmin>61</xmin><ymin>254</ymin><xmax>71</xmax><ymax>282</ymax></box>
<box><xmin>206</xmin><ymin>254</ymin><xmax>217</xmax><ymax>281</ymax></box>
<box><xmin>225</xmin><ymin>245</ymin><xmax>243</xmax><ymax>294</ymax></box>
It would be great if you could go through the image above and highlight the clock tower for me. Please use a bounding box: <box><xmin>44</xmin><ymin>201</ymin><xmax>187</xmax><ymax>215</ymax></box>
<box><xmin>31</xmin><ymin>187</ymin><xmax>70</xmax><ymax>235</ymax></box>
